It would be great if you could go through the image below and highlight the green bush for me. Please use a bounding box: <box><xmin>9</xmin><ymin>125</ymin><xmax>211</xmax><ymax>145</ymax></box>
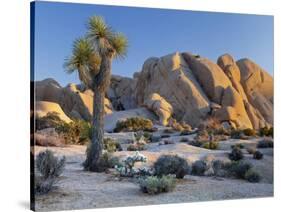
<box><xmin>259</xmin><ymin>127</ymin><xmax>273</xmax><ymax>137</ymax></box>
<box><xmin>202</xmin><ymin>141</ymin><xmax>219</xmax><ymax>150</ymax></box>
<box><xmin>228</xmin><ymin>161</ymin><xmax>252</xmax><ymax>179</ymax></box>
<box><xmin>35</xmin><ymin>112</ymin><xmax>66</xmax><ymax>130</ymax></box>
<box><xmin>230</xmin><ymin>129</ymin><xmax>243</xmax><ymax>139</ymax></box>
<box><xmin>243</xmin><ymin>128</ymin><xmax>256</xmax><ymax>136</ymax></box>
<box><xmin>253</xmin><ymin>151</ymin><xmax>263</xmax><ymax>160</ymax></box>
<box><xmin>257</xmin><ymin>139</ymin><xmax>273</xmax><ymax>148</ymax></box>
<box><xmin>56</xmin><ymin>119</ymin><xmax>92</xmax><ymax>145</ymax></box>
<box><xmin>103</xmin><ymin>138</ymin><xmax>122</xmax><ymax>152</ymax></box>
<box><xmin>139</xmin><ymin>175</ymin><xmax>176</xmax><ymax>195</ymax></box>
<box><xmin>245</xmin><ymin>169</ymin><xmax>261</xmax><ymax>183</ymax></box>
<box><xmin>154</xmin><ymin>155</ymin><xmax>190</xmax><ymax>179</ymax></box>
<box><xmin>114</xmin><ymin>117</ymin><xmax>153</xmax><ymax>132</ymax></box>
<box><xmin>36</xmin><ymin>150</ymin><xmax>65</xmax><ymax>179</ymax></box>
<box><xmin>229</xmin><ymin>147</ymin><xmax>244</xmax><ymax>161</ymax></box>
<box><xmin>191</xmin><ymin>160</ymin><xmax>207</xmax><ymax>176</ymax></box>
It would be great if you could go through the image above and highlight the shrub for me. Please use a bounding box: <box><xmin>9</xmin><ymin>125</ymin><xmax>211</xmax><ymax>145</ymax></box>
<box><xmin>154</xmin><ymin>155</ymin><xmax>190</xmax><ymax>179</ymax></box>
<box><xmin>161</xmin><ymin>134</ymin><xmax>171</xmax><ymax>138</ymax></box>
<box><xmin>36</xmin><ymin>150</ymin><xmax>65</xmax><ymax>179</ymax></box>
<box><xmin>163</xmin><ymin>129</ymin><xmax>175</xmax><ymax>134</ymax></box>
<box><xmin>35</xmin><ymin>150</ymin><xmax>65</xmax><ymax>195</ymax></box>
<box><xmin>139</xmin><ymin>175</ymin><xmax>176</xmax><ymax>195</ymax></box>
<box><xmin>143</xmin><ymin>132</ymin><xmax>152</xmax><ymax>141</ymax></box>
<box><xmin>35</xmin><ymin>175</ymin><xmax>56</xmax><ymax>195</ymax></box>
<box><xmin>229</xmin><ymin>147</ymin><xmax>244</xmax><ymax>161</ymax></box>
<box><xmin>188</xmin><ymin>140</ymin><xmax>203</xmax><ymax>147</ymax></box>
<box><xmin>243</xmin><ymin>128</ymin><xmax>256</xmax><ymax>136</ymax></box>
<box><xmin>101</xmin><ymin>152</ymin><xmax>122</xmax><ymax>169</ymax></box>
<box><xmin>244</xmin><ymin>169</ymin><xmax>261</xmax><ymax>183</ymax></box>
<box><xmin>179</xmin><ymin>138</ymin><xmax>189</xmax><ymax>143</ymax></box>
<box><xmin>164</xmin><ymin>140</ymin><xmax>175</xmax><ymax>145</ymax></box>
<box><xmin>114</xmin><ymin>117</ymin><xmax>153</xmax><ymax>132</ymax></box>
<box><xmin>228</xmin><ymin>161</ymin><xmax>252</xmax><ymax>179</ymax></box>
<box><xmin>202</xmin><ymin>141</ymin><xmax>219</xmax><ymax>150</ymax></box>
<box><xmin>257</xmin><ymin>139</ymin><xmax>273</xmax><ymax>148</ymax></box>
<box><xmin>191</xmin><ymin>160</ymin><xmax>207</xmax><ymax>176</ymax></box>
<box><xmin>246</xmin><ymin>147</ymin><xmax>256</xmax><ymax>154</ymax></box>
<box><xmin>230</xmin><ymin>129</ymin><xmax>243</xmax><ymax>139</ymax></box>
<box><xmin>35</xmin><ymin>112</ymin><xmax>65</xmax><ymax>130</ymax></box>
<box><xmin>231</xmin><ymin>143</ymin><xmax>245</xmax><ymax>149</ymax></box>
<box><xmin>253</xmin><ymin>151</ymin><xmax>263</xmax><ymax>160</ymax></box>
<box><xmin>103</xmin><ymin>138</ymin><xmax>122</xmax><ymax>152</ymax></box>
<box><xmin>127</xmin><ymin>143</ymin><xmax>146</xmax><ymax>151</ymax></box>
<box><xmin>212</xmin><ymin>160</ymin><xmax>230</xmax><ymax>177</ymax></box>
<box><xmin>56</xmin><ymin>119</ymin><xmax>92</xmax><ymax>145</ymax></box>
<box><xmin>259</xmin><ymin>127</ymin><xmax>273</xmax><ymax>137</ymax></box>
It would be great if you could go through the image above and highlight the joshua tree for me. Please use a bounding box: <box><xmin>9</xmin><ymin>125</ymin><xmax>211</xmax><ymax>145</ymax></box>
<box><xmin>65</xmin><ymin>16</ymin><xmax>128</xmax><ymax>171</ymax></box>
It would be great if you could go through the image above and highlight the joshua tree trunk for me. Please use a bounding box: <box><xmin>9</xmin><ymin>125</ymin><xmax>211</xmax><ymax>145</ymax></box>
<box><xmin>84</xmin><ymin>55</ymin><xmax>112</xmax><ymax>171</ymax></box>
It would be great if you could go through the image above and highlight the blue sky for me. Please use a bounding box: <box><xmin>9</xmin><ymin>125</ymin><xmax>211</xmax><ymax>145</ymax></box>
<box><xmin>33</xmin><ymin>1</ymin><xmax>274</xmax><ymax>86</ymax></box>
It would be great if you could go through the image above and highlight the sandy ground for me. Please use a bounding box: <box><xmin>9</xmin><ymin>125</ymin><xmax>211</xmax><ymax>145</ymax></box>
<box><xmin>34</xmin><ymin>137</ymin><xmax>273</xmax><ymax>211</ymax></box>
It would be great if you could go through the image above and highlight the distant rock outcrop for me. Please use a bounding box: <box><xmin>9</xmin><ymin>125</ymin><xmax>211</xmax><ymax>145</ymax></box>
<box><xmin>35</xmin><ymin>101</ymin><xmax>72</xmax><ymax>123</ymax></box>
<box><xmin>35</xmin><ymin>79</ymin><xmax>113</xmax><ymax>122</ymax></box>
<box><xmin>35</xmin><ymin>51</ymin><xmax>273</xmax><ymax>130</ymax></box>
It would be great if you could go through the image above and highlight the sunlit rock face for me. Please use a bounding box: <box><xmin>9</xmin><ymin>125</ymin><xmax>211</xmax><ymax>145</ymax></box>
<box><xmin>135</xmin><ymin>52</ymin><xmax>211</xmax><ymax>127</ymax></box>
<box><xmin>34</xmin><ymin>51</ymin><xmax>273</xmax><ymax>130</ymax></box>
<box><xmin>35</xmin><ymin>79</ymin><xmax>113</xmax><ymax>122</ymax></box>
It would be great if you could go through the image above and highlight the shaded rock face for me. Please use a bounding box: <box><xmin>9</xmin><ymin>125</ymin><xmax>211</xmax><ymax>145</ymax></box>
<box><xmin>217</xmin><ymin>54</ymin><xmax>273</xmax><ymax>129</ymax></box>
<box><xmin>214</xmin><ymin>86</ymin><xmax>253</xmax><ymax>129</ymax></box>
<box><xmin>35</xmin><ymin>79</ymin><xmax>113</xmax><ymax>122</ymax></box>
<box><xmin>143</xmin><ymin>93</ymin><xmax>173</xmax><ymax>126</ymax></box>
<box><xmin>182</xmin><ymin>52</ymin><xmax>232</xmax><ymax>104</ymax></box>
<box><xmin>107</xmin><ymin>75</ymin><xmax>137</xmax><ymax>110</ymax></box>
<box><xmin>135</xmin><ymin>52</ymin><xmax>210</xmax><ymax>127</ymax></box>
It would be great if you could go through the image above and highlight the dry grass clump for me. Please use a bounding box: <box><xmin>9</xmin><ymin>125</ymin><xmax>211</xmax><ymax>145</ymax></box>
<box><xmin>114</xmin><ymin>117</ymin><xmax>153</xmax><ymax>132</ymax></box>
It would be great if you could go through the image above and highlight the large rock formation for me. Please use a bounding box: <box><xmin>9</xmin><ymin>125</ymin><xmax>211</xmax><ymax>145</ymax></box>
<box><xmin>135</xmin><ymin>52</ymin><xmax>210</xmax><ymax>127</ymax></box>
<box><xmin>35</xmin><ymin>79</ymin><xmax>113</xmax><ymax>122</ymax></box>
<box><xmin>35</xmin><ymin>101</ymin><xmax>72</xmax><ymax>123</ymax></box>
<box><xmin>35</xmin><ymin>52</ymin><xmax>273</xmax><ymax>130</ymax></box>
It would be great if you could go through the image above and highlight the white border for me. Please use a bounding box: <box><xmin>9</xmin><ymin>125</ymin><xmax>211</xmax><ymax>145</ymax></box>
<box><xmin>0</xmin><ymin>0</ymin><xmax>280</xmax><ymax>211</ymax></box>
